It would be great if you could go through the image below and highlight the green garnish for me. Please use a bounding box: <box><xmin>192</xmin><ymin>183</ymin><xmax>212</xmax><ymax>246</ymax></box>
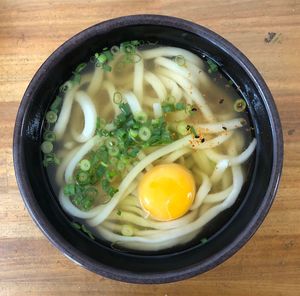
<box><xmin>79</xmin><ymin>159</ymin><xmax>91</xmax><ymax>171</ymax></box>
<box><xmin>43</xmin><ymin>130</ymin><xmax>56</xmax><ymax>142</ymax></box>
<box><xmin>50</xmin><ymin>96</ymin><xmax>62</xmax><ymax>113</ymax></box>
<box><xmin>43</xmin><ymin>152</ymin><xmax>60</xmax><ymax>167</ymax></box>
<box><xmin>201</xmin><ymin>238</ymin><xmax>208</xmax><ymax>245</ymax></box>
<box><xmin>93</xmin><ymin>40</ymin><xmax>143</xmax><ymax>72</ymax></box>
<box><xmin>233</xmin><ymin>99</ymin><xmax>247</xmax><ymax>112</ymax></box>
<box><xmin>71</xmin><ymin>222</ymin><xmax>95</xmax><ymax>239</ymax></box>
<box><xmin>207</xmin><ymin>59</ymin><xmax>218</xmax><ymax>74</ymax></box>
<box><xmin>121</xmin><ymin>225</ymin><xmax>134</xmax><ymax>236</ymax></box>
<box><xmin>41</xmin><ymin>141</ymin><xmax>53</xmax><ymax>154</ymax></box>
<box><xmin>45</xmin><ymin>111</ymin><xmax>58</xmax><ymax>123</ymax></box>
<box><xmin>190</xmin><ymin>126</ymin><xmax>198</xmax><ymax>137</ymax></box>
<box><xmin>175</xmin><ymin>102</ymin><xmax>186</xmax><ymax>110</ymax></box>
<box><xmin>138</xmin><ymin>126</ymin><xmax>151</xmax><ymax>141</ymax></box>
<box><xmin>174</xmin><ymin>55</ymin><xmax>186</xmax><ymax>66</ymax></box>
<box><xmin>113</xmin><ymin>92</ymin><xmax>123</xmax><ymax>104</ymax></box>
<box><xmin>117</xmin><ymin>209</ymin><xmax>122</xmax><ymax>216</ymax></box>
<box><xmin>162</xmin><ymin>103</ymin><xmax>175</xmax><ymax>113</ymax></box>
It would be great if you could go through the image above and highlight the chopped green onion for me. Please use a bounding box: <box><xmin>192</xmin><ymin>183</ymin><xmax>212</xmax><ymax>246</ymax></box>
<box><xmin>190</xmin><ymin>126</ymin><xmax>198</xmax><ymax>137</ymax></box>
<box><xmin>79</xmin><ymin>159</ymin><xmax>91</xmax><ymax>171</ymax></box>
<box><xmin>43</xmin><ymin>130</ymin><xmax>56</xmax><ymax>142</ymax></box>
<box><xmin>129</xmin><ymin>129</ymin><xmax>138</xmax><ymax>139</ymax></box>
<box><xmin>105</xmin><ymin>137</ymin><xmax>118</xmax><ymax>149</ymax></box>
<box><xmin>201</xmin><ymin>238</ymin><xmax>208</xmax><ymax>245</ymax></box>
<box><xmin>64</xmin><ymin>184</ymin><xmax>76</xmax><ymax>196</ymax></box>
<box><xmin>134</xmin><ymin>111</ymin><xmax>148</xmax><ymax>123</ymax></box>
<box><xmin>110</xmin><ymin>157</ymin><xmax>118</xmax><ymax>166</ymax></box>
<box><xmin>104</xmin><ymin>63</ymin><xmax>112</xmax><ymax>72</ymax></box>
<box><xmin>207</xmin><ymin>59</ymin><xmax>218</xmax><ymax>73</ymax></box>
<box><xmin>75</xmin><ymin>63</ymin><xmax>87</xmax><ymax>73</ymax></box>
<box><xmin>97</xmin><ymin>53</ymin><xmax>107</xmax><ymax>63</ymax></box>
<box><xmin>121</xmin><ymin>225</ymin><xmax>134</xmax><ymax>236</ymax></box>
<box><xmin>41</xmin><ymin>141</ymin><xmax>53</xmax><ymax>154</ymax></box>
<box><xmin>50</xmin><ymin>96</ymin><xmax>62</xmax><ymax>112</ymax></box>
<box><xmin>110</xmin><ymin>45</ymin><xmax>120</xmax><ymax>55</ymax></box>
<box><xmin>113</xmin><ymin>92</ymin><xmax>123</xmax><ymax>104</ymax></box>
<box><xmin>84</xmin><ymin>186</ymin><xmax>98</xmax><ymax>199</ymax></box>
<box><xmin>138</xmin><ymin>126</ymin><xmax>151</xmax><ymax>141</ymax></box>
<box><xmin>71</xmin><ymin>222</ymin><xmax>81</xmax><ymax>230</ymax></box>
<box><xmin>76</xmin><ymin>171</ymin><xmax>90</xmax><ymax>185</ymax></box>
<box><xmin>46</xmin><ymin>111</ymin><xmax>58</xmax><ymax>123</ymax></box>
<box><xmin>233</xmin><ymin>99</ymin><xmax>247</xmax><ymax>112</ymax></box>
<box><xmin>174</xmin><ymin>55</ymin><xmax>186</xmax><ymax>66</ymax></box>
<box><xmin>175</xmin><ymin>102</ymin><xmax>186</xmax><ymax>110</ymax></box>
<box><xmin>43</xmin><ymin>153</ymin><xmax>60</xmax><ymax>167</ymax></box>
<box><xmin>122</xmin><ymin>43</ymin><xmax>135</xmax><ymax>54</ymax></box>
<box><xmin>59</xmin><ymin>81</ymin><xmax>72</xmax><ymax>93</ymax></box>
<box><xmin>81</xmin><ymin>224</ymin><xmax>95</xmax><ymax>239</ymax></box>
<box><xmin>71</xmin><ymin>72</ymin><xmax>81</xmax><ymax>85</ymax></box>
<box><xmin>162</xmin><ymin>103</ymin><xmax>175</xmax><ymax>113</ymax></box>
<box><xmin>117</xmin><ymin>209</ymin><xmax>122</xmax><ymax>216</ymax></box>
<box><xmin>177</xmin><ymin>121</ymin><xmax>188</xmax><ymax>135</ymax></box>
<box><xmin>117</xmin><ymin>161</ymin><xmax>125</xmax><ymax>171</ymax></box>
<box><xmin>108</xmin><ymin>146</ymin><xmax>119</xmax><ymax>156</ymax></box>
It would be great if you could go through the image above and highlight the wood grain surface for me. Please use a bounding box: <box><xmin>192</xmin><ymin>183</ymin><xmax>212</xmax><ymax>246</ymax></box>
<box><xmin>1</xmin><ymin>0</ymin><xmax>300</xmax><ymax>295</ymax></box>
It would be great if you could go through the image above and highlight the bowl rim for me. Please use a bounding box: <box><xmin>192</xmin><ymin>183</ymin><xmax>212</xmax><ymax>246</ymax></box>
<box><xmin>13</xmin><ymin>14</ymin><xmax>284</xmax><ymax>284</ymax></box>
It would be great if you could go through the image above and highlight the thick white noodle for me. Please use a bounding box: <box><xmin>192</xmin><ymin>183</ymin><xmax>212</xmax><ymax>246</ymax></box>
<box><xmin>87</xmin><ymin>66</ymin><xmax>103</xmax><ymax>98</ymax></box>
<box><xmin>133</xmin><ymin>55</ymin><xmax>144</xmax><ymax>101</ymax></box>
<box><xmin>154</xmin><ymin>57</ymin><xmax>198</xmax><ymax>85</ymax></box>
<box><xmin>53</xmin><ymin>75</ymin><xmax>92</xmax><ymax>140</ymax></box>
<box><xmin>190</xmin><ymin>172</ymin><xmax>212</xmax><ymax>210</ymax></box>
<box><xmin>192</xmin><ymin>150</ymin><xmax>214</xmax><ymax>175</ymax></box>
<box><xmin>195</xmin><ymin>118</ymin><xmax>244</xmax><ymax>134</ymax></box>
<box><xmin>59</xmin><ymin>190</ymin><xmax>106</xmax><ymax>219</ymax></box>
<box><xmin>55</xmin><ymin>147</ymin><xmax>80</xmax><ymax>187</ymax></box>
<box><xmin>185</xmin><ymin>61</ymin><xmax>212</xmax><ymax>87</ymax></box>
<box><xmin>87</xmin><ymin>133</ymin><xmax>232</xmax><ymax>227</ymax></box>
<box><xmin>152</xmin><ymin>102</ymin><xmax>162</xmax><ymax>118</ymax></box>
<box><xmin>123</xmin><ymin>91</ymin><xmax>142</xmax><ymax>114</ymax></box>
<box><xmin>210</xmin><ymin>159</ymin><xmax>229</xmax><ymax>184</ymax></box>
<box><xmin>159</xmin><ymin>147</ymin><xmax>191</xmax><ymax>164</ymax></box>
<box><xmin>205</xmin><ymin>138</ymin><xmax>257</xmax><ymax>166</ymax></box>
<box><xmin>156</xmin><ymin>67</ymin><xmax>214</xmax><ymax>122</ymax></box>
<box><xmin>53</xmin><ymin>84</ymin><xmax>77</xmax><ymax>141</ymax></box>
<box><xmin>64</xmin><ymin>135</ymin><xmax>101</xmax><ymax>183</ymax></box>
<box><xmin>141</xmin><ymin>46</ymin><xmax>204</xmax><ymax>68</ymax></box>
<box><xmin>108</xmin><ymin>208</ymin><xmax>198</xmax><ymax>230</ymax></box>
<box><xmin>102</xmin><ymin>80</ymin><xmax>120</xmax><ymax>115</ymax></box>
<box><xmin>71</xmin><ymin>91</ymin><xmax>97</xmax><ymax>143</ymax></box>
<box><xmin>93</xmin><ymin>165</ymin><xmax>243</xmax><ymax>245</ymax></box>
<box><xmin>157</xmin><ymin>74</ymin><xmax>183</xmax><ymax>101</ymax></box>
<box><xmin>204</xmin><ymin>186</ymin><xmax>233</xmax><ymax>204</ymax></box>
<box><xmin>144</xmin><ymin>71</ymin><xmax>167</xmax><ymax>101</ymax></box>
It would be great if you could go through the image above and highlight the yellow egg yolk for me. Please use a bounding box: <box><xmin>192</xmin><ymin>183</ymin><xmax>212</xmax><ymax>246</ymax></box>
<box><xmin>138</xmin><ymin>163</ymin><xmax>196</xmax><ymax>221</ymax></box>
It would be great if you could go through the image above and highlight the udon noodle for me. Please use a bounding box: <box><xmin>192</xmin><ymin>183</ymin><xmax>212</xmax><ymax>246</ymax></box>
<box><xmin>42</xmin><ymin>41</ymin><xmax>256</xmax><ymax>251</ymax></box>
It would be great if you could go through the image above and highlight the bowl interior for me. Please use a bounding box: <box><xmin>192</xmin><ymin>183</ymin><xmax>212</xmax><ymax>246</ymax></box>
<box><xmin>14</xmin><ymin>16</ymin><xmax>282</xmax><ymax>283</ymax></box>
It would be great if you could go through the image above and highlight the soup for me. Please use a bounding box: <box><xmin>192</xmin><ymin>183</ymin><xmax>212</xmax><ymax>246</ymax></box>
<box><xmin>42</xmin><ymin>41</ymin><xmax>256</xmax><ymax>251</ymax></box>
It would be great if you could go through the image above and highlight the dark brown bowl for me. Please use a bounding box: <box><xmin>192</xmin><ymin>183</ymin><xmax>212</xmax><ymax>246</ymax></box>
<box><xmin>13</xmin><ymin>15</ymin><xmax>283</xmax><ymax>283</ymax></box>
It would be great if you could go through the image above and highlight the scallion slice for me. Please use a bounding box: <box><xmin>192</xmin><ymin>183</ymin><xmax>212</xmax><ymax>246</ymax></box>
<box><xmin>79</xmin><ymin>159</ymin><xmax>91</xmax><ymax>171</ymax></box>
<box><xmin>41</xmin><ymin>141</ymin><xmax>53</xmax><ymax>154</ymax></box>
<box><xmin>46</xmin><ymin>111</ymin><xmax>58</xmax><ymax>123</ymax></box>
<box><xmin>139</xmin><ymin>126</ymin><xmax>151</xmax><ymax>141</ymax></box>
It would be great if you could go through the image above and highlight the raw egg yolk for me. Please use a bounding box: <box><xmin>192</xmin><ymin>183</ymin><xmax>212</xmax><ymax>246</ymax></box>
<box><xmin>138</xmin><ymin>163</ymin><xmax>196</xmax><ymax>221</ymax></box>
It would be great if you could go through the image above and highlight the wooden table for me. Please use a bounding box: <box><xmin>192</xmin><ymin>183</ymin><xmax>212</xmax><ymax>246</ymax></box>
<box><xmin>1</xmin><ymin>0</ymin><xmax>299</xmax><ymax>295</ymax></box>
